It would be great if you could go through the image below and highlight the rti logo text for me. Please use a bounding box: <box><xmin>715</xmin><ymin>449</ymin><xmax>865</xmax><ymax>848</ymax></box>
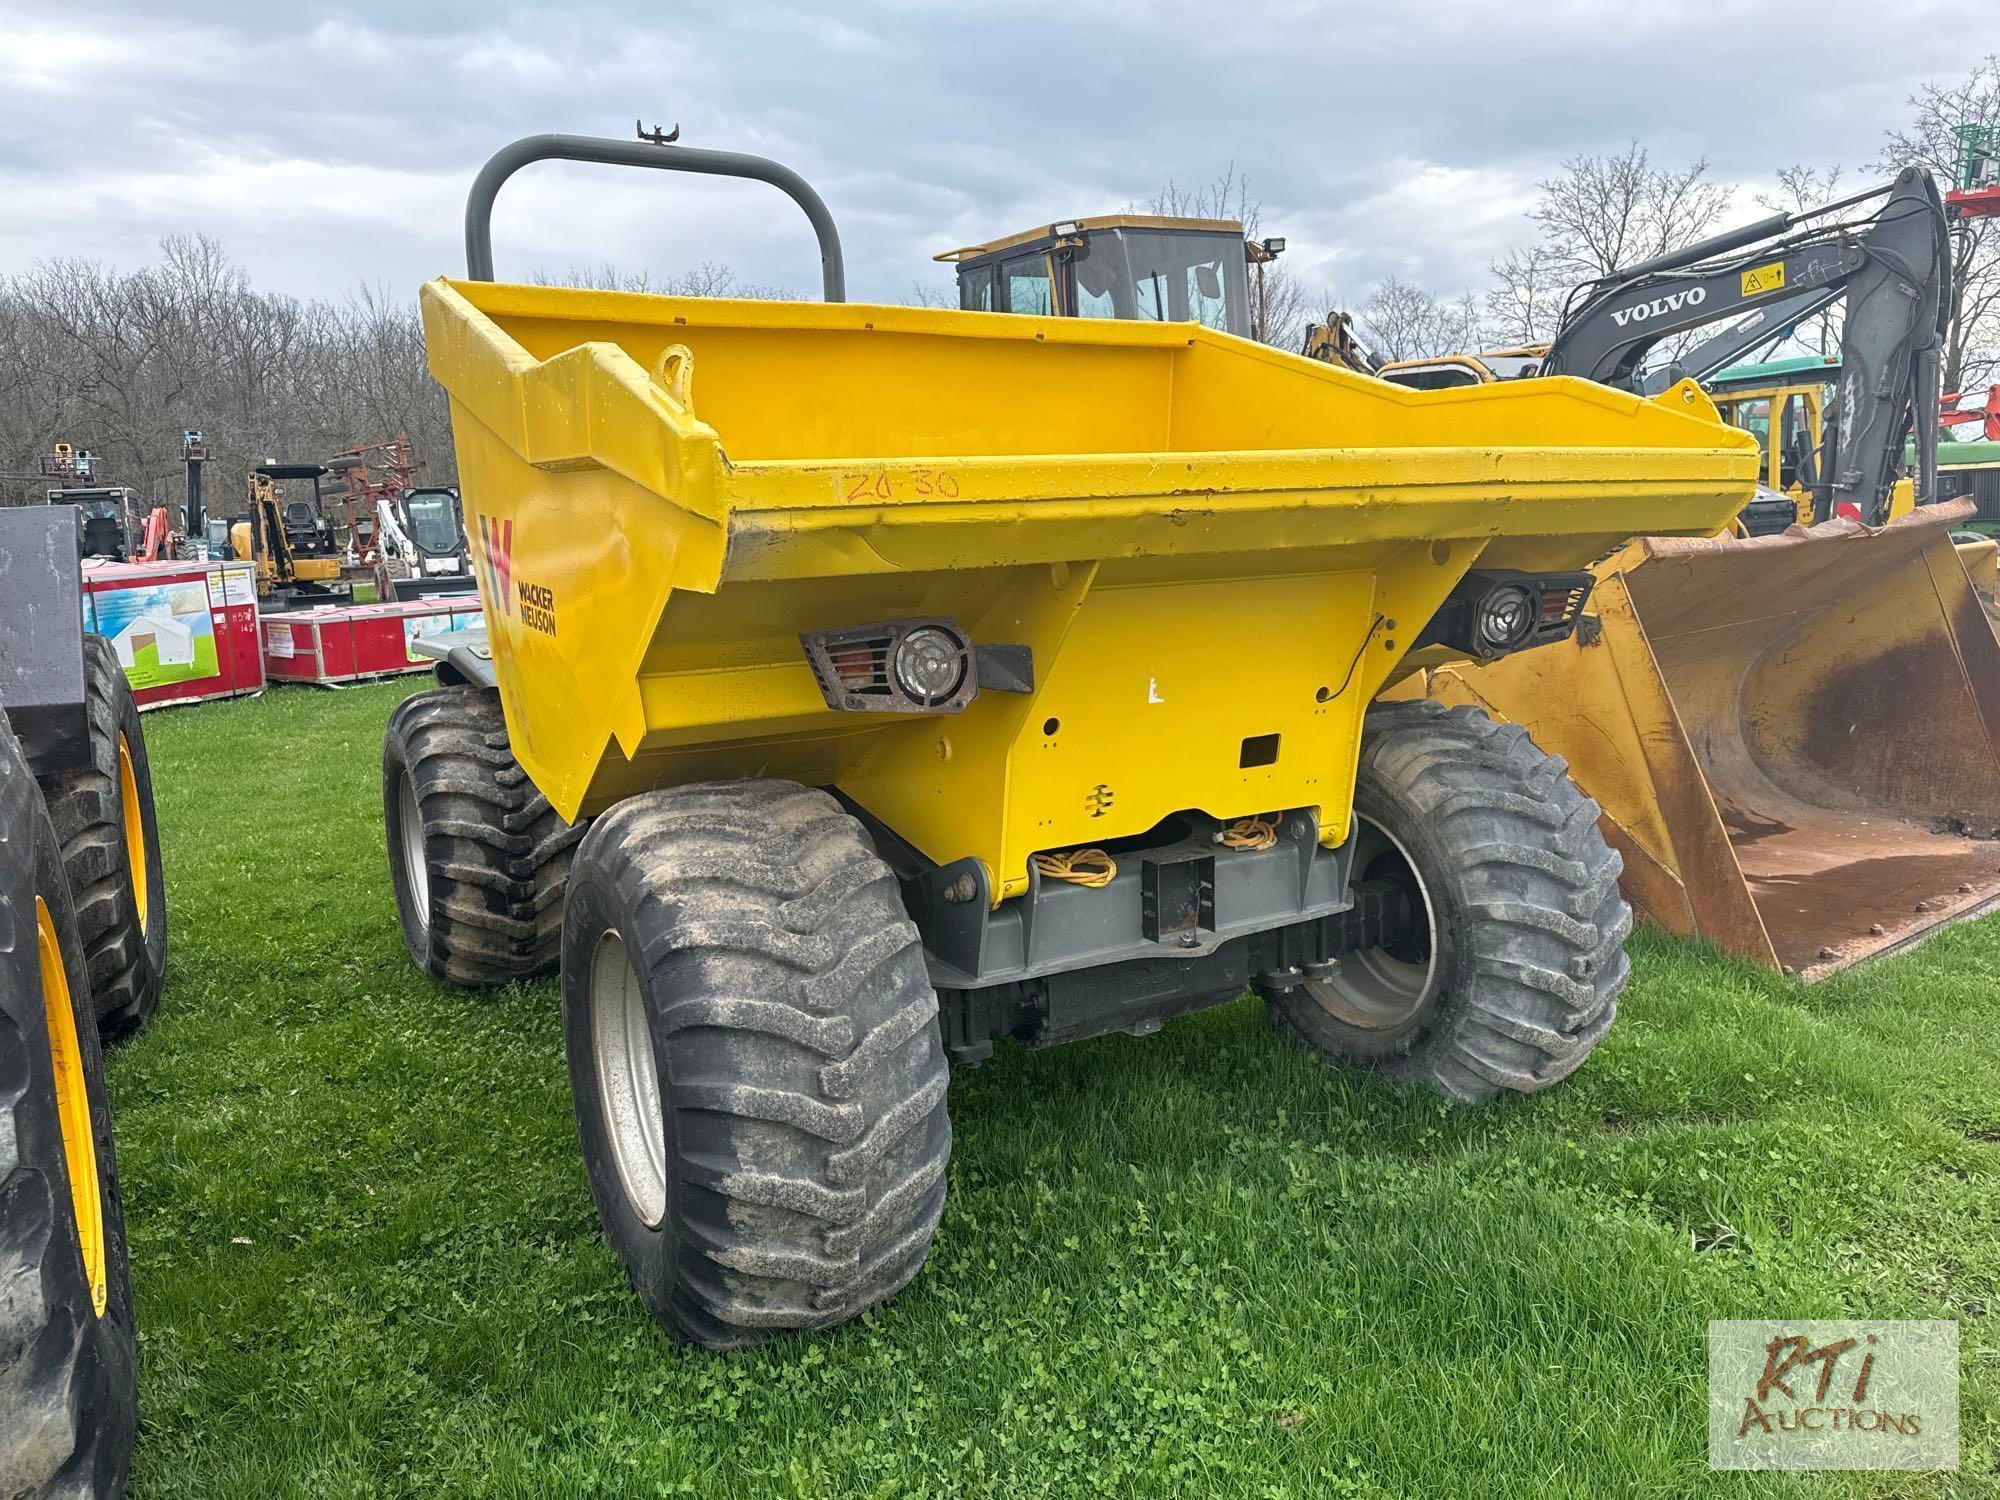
<box><xmin>1736</xmin><ymin>1332</ymin><xmax>1921</xmax><ymax>1439</ymax></box>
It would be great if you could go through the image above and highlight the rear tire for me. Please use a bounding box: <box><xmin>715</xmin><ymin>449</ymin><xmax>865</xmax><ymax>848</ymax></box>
<box><xmin>562</xmin><ymin>780</ymin><xmax>951</xmax><ymax>1349</ymax></box>
<box><xmin>383</xmin><ymin>687</ymin><xmax>582</xmax><ymax>987</ymax></box>
<box><xmin>0</xmin><ymin>712</ymin><xmax>137</xmax><ymax>1497</ymax></box>
<box><xmin>35</xmin><ymin>636</ymin><xmax>167</xmax><ymax>1041</ymax></box>
<box><xmin>1262</xmin><ymin>699</ymin><xmax>1629</xmax><ymax>1104</ymax></box>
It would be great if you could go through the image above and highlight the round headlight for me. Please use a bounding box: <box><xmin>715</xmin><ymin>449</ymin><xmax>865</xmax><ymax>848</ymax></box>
<box><xmin>893</xmin><ymin>626</ymin><xmax>966</xmax><ymax>702</ymax></box>
<box><xmin>1475</xmin><ymin>583</ymin><xmax>1536</xmax><ymax>653</ymax></box>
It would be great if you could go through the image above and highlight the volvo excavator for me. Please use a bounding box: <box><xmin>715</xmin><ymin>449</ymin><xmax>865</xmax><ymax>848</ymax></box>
<box><xmin>1376</xmin><ymin>167</ymin><xmax>2000</xmax><ymax>979</ymax></box>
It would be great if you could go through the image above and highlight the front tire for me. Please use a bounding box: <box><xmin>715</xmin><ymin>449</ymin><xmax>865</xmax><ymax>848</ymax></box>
<box><xmin>36</xmin><ymin>636</ymin><xmax>167</xmax><ymax>1040</ymax></box>
<box><xmin>0</xmin><ymin>712</ymin><xmax>137</xmax><ymax>1496</ymax></box>
<box><xmin>562</xmin><ymin>780</ymin><xmax>951</xmax><ymax>1349</ymax></box>
<box><xmin>383</xmin><ymin>686</ymin><xmax>581</xmax><ymax>987</ymax></box>
<box><xmin>1263</xmin><ymin>699</ymin><xmax>1629</xmax><ymax>1104</ymax></box>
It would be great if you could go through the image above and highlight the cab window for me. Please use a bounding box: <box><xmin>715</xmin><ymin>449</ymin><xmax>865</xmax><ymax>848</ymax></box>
<box><xmin>1727</xmin><ymin>398</ymin><xmax>1773</xmax><ymax>484</ymax></box>
<box><xmin>958</xmin><ymin>265</ymin><xmax>995</xmax><ymax>312</ymax></box>
<box><xmin>1184</xmin><ymin>260</ymin><xmax>1229</xmax><ymax>330</ymax></box>
<box><xmin>1001</xmin><ymin>256</ymin><xmax>1056</xmax><ymax>315</ymax></box>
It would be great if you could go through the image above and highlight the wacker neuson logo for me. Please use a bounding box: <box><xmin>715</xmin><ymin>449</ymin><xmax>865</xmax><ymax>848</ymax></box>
<box><xmin>1709</xmin><ymin>1320</ymin><xmax>1958</xmax><ymax>1470</ymax></box>
<box><xmin>476</xmin><ymin>514</ymin><xmax>557</xmax><ymax>636</ymax></box>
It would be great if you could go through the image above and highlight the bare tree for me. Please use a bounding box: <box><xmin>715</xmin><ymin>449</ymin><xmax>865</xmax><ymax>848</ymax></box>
<box><xmin>1484</xmin><ymin>244</ymin><xmax>1566</xmax><ymax>346</ymax></box>
<box><xmin>1487</xmin><ymin>143</ymin><xmax>1733</xmax><ymax>342</ymax></box>
<box><xmin>1878</xmin><ymin>53</ymin><xmax>2000</xmax><ymax>391</ymax></box>
<box><xmin>0</xmin><ymin>237</ymin><xmax>450</xmax><ymax>513</ymax></box>
<box><xmin>1357</xmin><ymin>278</ymin><xmax>1485</xmax><ymax>362</ymax></box>
<box><xmin>0</xmin><ymin>242</ymin><xmax>809</xmax><ymax>515</ymax></box>
<box><xmin>1147</xmin><ymin>165</ymin><xmax>1312</xmax><ymax>347</ymax></box>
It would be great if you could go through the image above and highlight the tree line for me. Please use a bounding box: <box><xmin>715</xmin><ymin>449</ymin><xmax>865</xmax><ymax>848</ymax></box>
<box><xmin>0</xmin><ymin>235</ymin><xmax>451</xmax><ymax>513</ymax></box>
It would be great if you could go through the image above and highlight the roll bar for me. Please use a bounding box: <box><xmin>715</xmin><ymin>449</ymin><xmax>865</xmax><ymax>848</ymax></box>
<box><xmin>463</xmin><ymin>131</ymin><xmax>846</xmax><ymax>301</ymax></box>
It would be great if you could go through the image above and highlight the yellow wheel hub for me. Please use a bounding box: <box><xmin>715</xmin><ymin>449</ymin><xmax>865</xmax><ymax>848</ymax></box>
<box><xmin>117</xmin><ymin>733</ymin><xmax>148</xmax><ymax>936</ymax></box>
<box><xmin>35</xmin><ymin>897</ymin><xmax>107</xmax><ymax>1317</ymax></box>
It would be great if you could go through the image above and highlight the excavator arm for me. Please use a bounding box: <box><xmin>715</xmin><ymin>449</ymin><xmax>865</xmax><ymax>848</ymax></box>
<box><xmin>1542</xmin><ymin>167</ymin><xmax>1952</xmax><ymax>524</ymax></box>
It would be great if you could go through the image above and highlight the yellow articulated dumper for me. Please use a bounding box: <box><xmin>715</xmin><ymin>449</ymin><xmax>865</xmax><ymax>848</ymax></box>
<box><xmin>383</xmin><ymin>131</ymin><xmax>1752</xmax><ymax>1350</ymax></box>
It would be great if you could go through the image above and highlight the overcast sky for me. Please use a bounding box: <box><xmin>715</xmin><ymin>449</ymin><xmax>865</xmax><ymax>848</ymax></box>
<box><xmin>0</xmin><ymin>1</ymin><xmax>1979</xmax><ymax>310</ymax></box>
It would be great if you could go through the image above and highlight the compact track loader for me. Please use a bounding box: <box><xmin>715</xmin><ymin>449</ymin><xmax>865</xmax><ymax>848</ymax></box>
<box><xmin>383</xmin><ymin>131</ymin><xmax>1755</xmax><ymax>1348</ymax></box>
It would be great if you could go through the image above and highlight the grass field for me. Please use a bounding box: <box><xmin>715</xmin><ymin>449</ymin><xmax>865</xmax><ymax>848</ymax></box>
<box><xmin>113</xmin><ymin>681</ymin><xmax>2000</xmax><ymax>1497</ymax></box>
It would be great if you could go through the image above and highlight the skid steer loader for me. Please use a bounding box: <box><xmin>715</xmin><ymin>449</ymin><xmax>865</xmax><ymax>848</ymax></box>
<box><xmin>1</xmin><ymin>503</ymin><xmax>168</xmax><ymax>1496</ymax></box>
<box><xmin>382</xmin><ymin>130</ymin><xmax>1755</xmax><ymax>1350</ymax></box>
<box><xmin>1379</xmin><ymin>169</ymin><xmax>2000</xmax><ymax>979</ymax></box>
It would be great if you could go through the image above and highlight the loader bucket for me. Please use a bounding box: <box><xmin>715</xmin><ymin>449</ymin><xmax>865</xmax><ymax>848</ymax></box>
<box><xmin>1958</xmin><ymin>534</ymin><xmax>2000</xmax><ymax>638</ymax></box>
<box><xmin>1424</xmin><ymin>498</ymin><xmax>2000</xmax><ymax>979</ymax></box>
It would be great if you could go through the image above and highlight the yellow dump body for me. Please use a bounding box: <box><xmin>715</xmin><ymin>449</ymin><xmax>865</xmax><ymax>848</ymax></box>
<box><xmin>1423</xmin><ymin>500</ymin><xmax>2000</xmax><ymax>978</ymax></box>
<box><xmin>421</xmin><ymin>279</ymin><xmax>1755</xmax><ymax>901</ymax></box>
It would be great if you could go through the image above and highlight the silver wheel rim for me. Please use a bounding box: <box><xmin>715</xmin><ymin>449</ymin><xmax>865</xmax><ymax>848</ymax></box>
<box><xmin>1304</xmin><ymin>813</ymin><xmax>1438</xmax><ymax>1029</ymax></box>
<box><xmin>399</xmin><ymin>771</ymin><xmax>429</xmax><ymax>929</ymax></box>
<box><xmin>589</xmin><ymin>930</ymin><xmax>667</xmax><ymax>1228</ymax></box>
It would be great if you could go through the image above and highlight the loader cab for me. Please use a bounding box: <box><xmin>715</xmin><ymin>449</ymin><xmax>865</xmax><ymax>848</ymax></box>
<box><xmin>1705</xmin><ymin>355</ymin><xmax>1953</xmax><ymax>526</ymax></box>
<box><xmin>937</xmin><ymin>216</ymin><xmax>1258</xmax><ymax>338</ymax></box>
<box><xmin>400</xmin><ymin>487</ymin><xmax>466</xmax><ymax>562</ymax></box>
<box><xmin>43</xmin><ymin>486</ymin><xmax>138</xmax><ymax>562</ymax></box>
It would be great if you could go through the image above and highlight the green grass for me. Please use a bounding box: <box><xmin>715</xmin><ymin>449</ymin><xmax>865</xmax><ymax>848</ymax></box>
<box><xmin>124</xmin><ymin>634</ymin><xmax>219</xmax><ymax>692</ymax></box>
<box><xmin>114</xmin><ymin>682</ymin><xmax>2000</xmax><ymax>1498</ymax></box>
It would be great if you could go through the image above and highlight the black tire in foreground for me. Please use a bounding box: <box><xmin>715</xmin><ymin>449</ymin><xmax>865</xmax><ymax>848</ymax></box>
<box><xmin>0</xmin><ymin>712</ymin><xmax>137</xmax><ymax>1497</ymax></box>
<box><xmin>562</xmin><ymin>780</ymin><xmax>951</xmax><ymax>1349</ymax></box>
<box><xmin>383</xmin><ymin>686</ymin><xmax>582</xmax><ymax>987</ymax></box>
<box><xmin>1262</xmin><ymin>699</ymin><xmax>1630</xmax><ymax>1104</ymax></box>
<box><xmin>36</xmin><ymin>636</ymin><xmax>167</xmax><ymax>1041</ymax></box>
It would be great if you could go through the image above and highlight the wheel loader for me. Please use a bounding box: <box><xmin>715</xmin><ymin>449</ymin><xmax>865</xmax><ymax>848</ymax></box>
<box><xmin>1</xmin><ymin>504</ymin><xmax>170</xmax><ymax>1496</ymax></box>
<box><xmin>1371</xmin><ymin>169</ymin><xmax>2000</xmax><ymax>979</ymax></box>
<box><xmin>383</xmin><ymin>130</ymin><xmax>1756</xmax><ymax>1350</ymax></box>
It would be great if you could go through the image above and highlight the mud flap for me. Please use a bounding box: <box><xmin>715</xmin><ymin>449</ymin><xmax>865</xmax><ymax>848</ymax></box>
<box><xmin>1424</xmin><ymin>498</ymin><xmax>2000</xmax><ymax>980</ymax></box>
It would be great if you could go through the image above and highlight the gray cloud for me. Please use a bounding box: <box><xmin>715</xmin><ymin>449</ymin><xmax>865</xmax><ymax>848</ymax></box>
<box><xmin>0</xmin><ymin>1</ymin><xmax>1974</xmax><ymax>309</ymax></box>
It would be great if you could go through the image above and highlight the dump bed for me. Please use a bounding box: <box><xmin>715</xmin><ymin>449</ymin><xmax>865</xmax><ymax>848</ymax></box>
<box><xmin>422</xmin><ymin>279</ymin><xmax>1756</xmax><ymax>897</ymax></box>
